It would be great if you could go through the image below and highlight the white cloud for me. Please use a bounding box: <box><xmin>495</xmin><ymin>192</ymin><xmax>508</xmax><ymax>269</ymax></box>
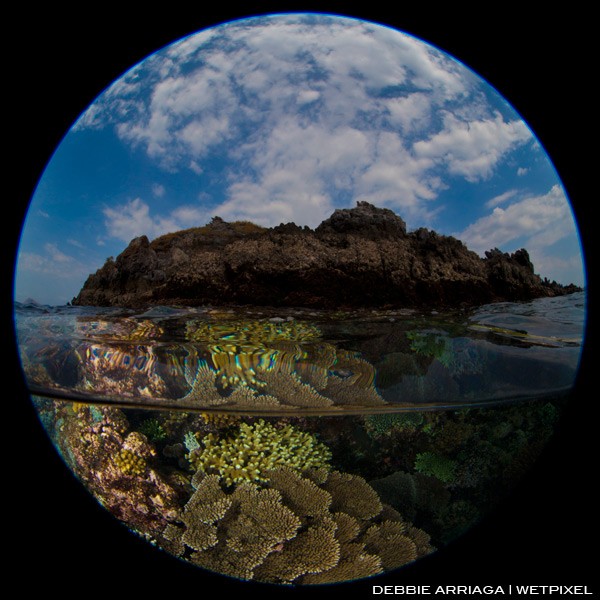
<box><xmin>67</xmin><ymin>238</ymin><xmax>84</xmax><ymax>249</ymax></box>
<box><xmin>152</xmin><ymin>183</ymin><xmax>165</xmax><ymax>197</ymax></box>
<box><xmin>457</xmin><ymin>185</ymin><xmax>583</xmax><ymax>285</ymax></box>
<box><xmin>190</xmin><ymin>161</ymin><xmax>203</xmax><ymax>174</ymax></box>
<box><xmin>355</xmin><ymin>131</ymin><xmax>441</xmax><ymax>215</ymax></box>
<box><xmin>414</xmin><ymin>112</ymin><xmax>532</xmax><ymax>182</ymax></box>
<box><xmin>72</xmin><ymin>15</ymin><xmax>539</xmax><ymax>231</ymax></box>
<box><xmin>19</xmin><ymin>244</ymin><xmax>91</xmax><ymax>278</ymax></box>
<box><xmin>385</xmin><ymin>92</ymin><xmax>432</xmax><ymax>133</ymax></box>
<box><xmin>170</xmin><ymin>205</ymin><xmax>207</xmax><ymax>226</ymax></box>
<box><xmin>36</xmin><ymin>209</ymin><xmax>49</xmax><ymax>218</ymax></box>
<box><xmin>72</xmin><ymin>15</ymin><xmax>483</xmax><ymax>213</ymax></box>
<box><xmin>103</xmin><ymin>198</ymin><xmax>156</xmax><ymax>242</ymax></box>
<box><xmin>532</xmin><ymin>253</ymin><xmax>585</xmax><ymax>287</ymax></box>
<box><xmin>103</xmin><ymin>198</ymin><xmax>209</xmax><ymax>242</ymax></box>
<box><xmin>44</xmin><ymin>243</ymin><xmax>73</xmax><ymax>263</ymax></box>
<box><xmin>517</xmin><ymin>167</ymin><xmax>529</xmax><ymax>176</ymax></box>
<box><xmin>458</xmin><ymin>185</ymin><xmax>574</xmax><ymax>254</ymax></box>
<box><xmin>485</xmin><ymin>189</ymin><xmax>518</xmax><ymax>208</ymax></box>
<box><xmin>297</xmin><ymin>90</ymin><xmax>320</xmax><ymax>105</ymax></box>
<box><xmin>16</xmin><ymin>242</ymin><xmax>108</xmax><ymax>306</ymax></box>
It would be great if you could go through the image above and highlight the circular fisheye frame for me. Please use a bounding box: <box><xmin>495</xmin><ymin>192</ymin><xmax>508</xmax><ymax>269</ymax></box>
<box><xmin>14</xmin><ymin>13</ymin><xmax>586</xmax><ymax>587</ymax></box>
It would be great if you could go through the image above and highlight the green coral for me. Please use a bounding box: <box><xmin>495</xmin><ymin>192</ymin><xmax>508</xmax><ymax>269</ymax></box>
<box><xmin>188</xmin><ymin>419</ymin><xmax>332</xmax><ymax>486</ymax></box>
<box><xmin>138</xmin><ymin>418</ymin><xmax>167</xmax><ymax>443</ymax></box>
<box><xmin>407</xmin><ymin>330</ymin><xmax>447</xmax><ymax>359</ymax></box>
<box><xmin>414</xmin><ymin>452</ymin><xmax>456</xmax><ymax>484</ymax></box>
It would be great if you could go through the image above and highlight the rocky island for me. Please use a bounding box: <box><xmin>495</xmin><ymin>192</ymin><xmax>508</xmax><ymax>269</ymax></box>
<box><xmin>72</xmin><ymin>202</ymin><xmax>580</xmax><ymax>309</ymax></box>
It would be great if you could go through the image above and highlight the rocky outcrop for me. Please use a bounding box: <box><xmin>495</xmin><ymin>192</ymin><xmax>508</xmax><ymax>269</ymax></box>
<box><xmin>72</xmin><ymin>202</ymin><xmax>581</xmax><ymax>309</ymax></box>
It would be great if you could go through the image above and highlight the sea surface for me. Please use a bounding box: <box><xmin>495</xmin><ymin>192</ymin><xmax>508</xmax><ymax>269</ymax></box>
<box><xmin>15</xmin><ymin>291</ymin><xmax>585</xmax><ymax>413</ymax></box>
<box><xmin>14</xmin><ymin>292</ymin><xmax>586</xmax><ymax>584</ymax></box>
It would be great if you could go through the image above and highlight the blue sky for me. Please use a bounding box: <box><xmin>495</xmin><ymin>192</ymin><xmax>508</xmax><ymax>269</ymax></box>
<box><xmin>15</xmin><ymin>13</ymin><xmax>585</xmax><ymax>306</ymax></box>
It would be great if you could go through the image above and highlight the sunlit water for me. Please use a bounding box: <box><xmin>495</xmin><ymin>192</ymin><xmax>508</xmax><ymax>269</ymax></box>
<box><xmin>14</xmin><ymin>292</ymin><xmax>585</xmax><ymax>584</ymax></box>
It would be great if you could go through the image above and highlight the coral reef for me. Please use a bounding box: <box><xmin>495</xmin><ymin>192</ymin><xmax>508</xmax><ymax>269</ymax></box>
<box><xmin>188</xmin><ymin>419</ymin><xmax>332</xmax><ymax>485</ymax></box>
<box><xmin>414</xmin><ymin>452</ymin><xmax>457</xmax><ymax>484</ymax></box>
<box><xmin>138</xmin><ymin>417</ymin><xmax>167</xmax><ymax>442</ymax></box>
<box><xmin>185</xmin><ymin>319</ymin><xmax>321</xmax><ymax>345</ymax></box>
<box><xmin>365</xmin><ymin>412</ymin><xmax>424</xmax><ymax>438</ymax></box>
<box><xmin>113</xmin><ymin>448</ymin><xmax>147</xmax><ymax>476</ymax></box>
<box><xmin>55</xmin><ymin>405</ymin><xmax>182</xmax><ymax>537</ymax></box>
<box><xmin>76</xmin><ymin>342</ymin><xmax>167</xmax><ymax>399</ymax></box>
<box><xmin>177</xmin><ymin>336</ymin><xmax>385</xmax><ymax>410</ymax></box>
<box><xmin>170</xmin><ymin>467</ymin><xmax>433</xmax><ymax>584</ymax></box>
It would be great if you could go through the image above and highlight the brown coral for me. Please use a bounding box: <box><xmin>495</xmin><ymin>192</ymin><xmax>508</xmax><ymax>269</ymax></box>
<box><xmin>323</xmin><ymin>374</ymin><xmax>385</xmax><ymax>407</ymax></box>
<box><xmin>300</xmin><ymin>542</ymin><xmax>383</xmax><ymax>584</ymax></box>
<box><xmin>254</xmin><ymin>523</ymin><xmax>340</xmax><ymax>583</ymax></box>
<box><xmin>181</xmin><ymin>358</ymin><xmax>230</xmax><ymax>406</ymax></box>
<box><xmin>258</xmin><ymin>370</ymin><xmax>334</xmax><ymax>408</ymax></box>
<box><xmin>363</xmin><ymin>521</ymin><xmax>418</xmax><ymax>569</ymax></box>
<box><xmin>266</xmin><ymin>467</ymin><xmax>332</xmax><ymax>519</ymax></box>
<box><xmin>173</xmin><ymin>467</ymin><xmax>433</xmax><ymax>584</ymax></box>
<box><xmin>322</xmin><ymin>471</ymin><xmax>383</xmax><ymax>520</ymax></box>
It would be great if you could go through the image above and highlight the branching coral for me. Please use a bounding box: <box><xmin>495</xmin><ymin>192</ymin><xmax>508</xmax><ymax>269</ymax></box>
<box><xmin>265</xmin><ymin>467</ymin><xmax>332</xmax><ymax>519</ymax></box>
<box><xmin>138</xmin><ymin>417</ymin><xmax>167</xmax><ymax>442</ymax></box>
<box><xmin>257</xmin><ymin>370</ymin><xmax>334</xmax><ymax>408</ymax></box>
<box><xmin>188</xmin><ymin>420</ymin><xmax>332</xmax><ymax>486</ymax></box>
<box><xmin>322</xmin><ymin>471</ymin><xmax>383</xmax><ymax>520</ymax></box>
<box><xmin>172</xmin><ymin>467</ymin><xmax>433</xmax><ymax>584</ymax></box>
<box><xmin>181</xmin><ymin>357</ymin><xmax>231</xmax><ymax>405</ymax></box>
<box><xmin>322</xmin><ymin>374</ymin><xmax>385</xmax><ymax>407</ymax></box>
<box><xmin>177</xmin><ymin>324</ymin><xmax>385</xmax><ymax>410</ymax></box>
<box><xmin>363</xmin><ymin>521</ymin><xmax>418</xmax><ymax>570</ymax></box>
<box><xmin>186</xmin><ymin>478</ymin><xmax>301</xmax><ymax>580</ymax></box>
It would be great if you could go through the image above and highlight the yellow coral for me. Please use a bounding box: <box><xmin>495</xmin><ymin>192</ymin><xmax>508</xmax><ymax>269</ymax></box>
<box><xmin>186</xmin><ymin>319</ymin><xmax>321</xmax><ymax>345</ymax></box>
<box><xmin>200</xmin><ymin>412</ymin><xmax>240</xmax><ymax>428</ymax></box>
<box><xmin>113</xmin><ymin>448</ymin><xmax>147</xmax><ymax>476</ymax></box>
<box><xmin>189</xmin><ymin>420</ymin><xmax>332</xmax><ymax>486</ymax></box>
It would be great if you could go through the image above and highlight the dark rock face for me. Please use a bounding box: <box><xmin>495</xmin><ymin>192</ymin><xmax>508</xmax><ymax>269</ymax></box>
<box><xmin>72</xmin><ymin>202</ymin><xmax>581</xmax><ymax>309</ymax></box>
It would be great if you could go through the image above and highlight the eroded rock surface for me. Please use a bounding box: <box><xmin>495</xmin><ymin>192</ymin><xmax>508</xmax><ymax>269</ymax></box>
<box><xmin>72</xmin><ymin>202</ymin><xmax>580</xmax><ymax>309</ymax></box>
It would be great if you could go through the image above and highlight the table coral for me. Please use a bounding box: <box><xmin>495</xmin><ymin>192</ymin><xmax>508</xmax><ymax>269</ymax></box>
<box><xmin>171</xmin><ymin>467</ymin><xmax>433</xmax><ymax>584</ymax></box>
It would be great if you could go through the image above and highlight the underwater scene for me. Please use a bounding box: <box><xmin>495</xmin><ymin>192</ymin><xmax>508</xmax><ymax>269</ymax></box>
<box><xmin>15</xmin><ymin>291</ymin><xmax>585</xmax><ymax>585</ymax></box>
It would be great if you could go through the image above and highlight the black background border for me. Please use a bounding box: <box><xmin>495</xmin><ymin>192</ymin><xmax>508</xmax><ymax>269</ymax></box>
<box><xmin>6</xmin><ymin>3</ymin><xmax>594</xmax><ymax>595</ymax></box>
